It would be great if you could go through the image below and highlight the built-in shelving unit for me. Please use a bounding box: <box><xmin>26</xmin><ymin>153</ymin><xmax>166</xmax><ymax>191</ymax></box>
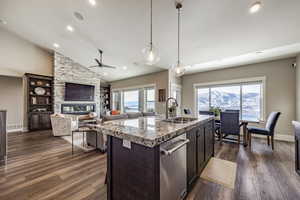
<box><xmin>25</xmin><ymin>73</ymin><xmax>54</xmax><ymax>131</ymax></box>
<box><xmin>100</xmin><ymin>84</ymin><xmax>111</xmax><ymax>115</ymax></box>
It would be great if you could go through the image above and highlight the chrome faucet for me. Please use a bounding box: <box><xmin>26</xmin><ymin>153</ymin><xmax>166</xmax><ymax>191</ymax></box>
<box><xmin>166</xmin><ymin>97</ymin><xmax>178</xmax><ymax>120</ymax></box>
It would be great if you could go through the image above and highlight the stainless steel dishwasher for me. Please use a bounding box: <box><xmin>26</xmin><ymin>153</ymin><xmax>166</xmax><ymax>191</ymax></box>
<box><xmin>160</xmin><ymin>133</ymin><xmax>189</xmax><ymax>200</ymax></box>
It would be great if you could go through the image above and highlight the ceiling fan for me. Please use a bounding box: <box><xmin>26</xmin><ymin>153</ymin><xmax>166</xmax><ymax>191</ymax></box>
<box><xmin>89</xmin><ymin>49</ymin><xmax>116</xmax><ymax>69</ymax></box>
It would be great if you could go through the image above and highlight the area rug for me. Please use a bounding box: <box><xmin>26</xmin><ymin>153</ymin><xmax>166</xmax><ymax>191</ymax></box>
<box><xmin>61</xmin><ymin>133</ymin><xmax>95</xmax><ymax>152</ymax></box>
<box><xmin>200</xmin><ymin>157</ymin><xmax>237</xmax><ymax>189</ymax></box>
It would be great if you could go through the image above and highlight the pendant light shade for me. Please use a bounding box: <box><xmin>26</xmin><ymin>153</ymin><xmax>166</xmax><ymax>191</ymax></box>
<box><xmin>174</xmin><ymin>62</ymin><xmax>185</xmax><ymax>77</ymax></box>
<box><xmin>174</xmin><ymin>1</ymin><xmax>185</xmax><ymax>77</ymax></box>
<box><xmin>143</xmin><ymin>0</ymin><xmax>160</xmax><ymax>65</ymax></box>
<box><xmin>142</xmin><ymin>44</ymin><xmax>160</xmax><ymax>65</ymax></box>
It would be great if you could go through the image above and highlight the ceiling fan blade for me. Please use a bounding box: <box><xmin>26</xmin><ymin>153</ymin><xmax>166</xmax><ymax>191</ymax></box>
<box><xmin>102</xmin><ymin>64</ymin><xmax>116</xmax><ymax>69</ymax></box>
<box><xmin>95</xmin><ymin>58</ymin><xmax>102</xmax><ymax>66</ymax></box>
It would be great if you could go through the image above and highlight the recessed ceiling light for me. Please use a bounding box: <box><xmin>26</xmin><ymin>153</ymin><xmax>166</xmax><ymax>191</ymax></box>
<box><xmin>53</xmin><ymin>43</ymin><xmax>60</xmax><ymax>48</ymax></box>
<box><xmin>122</xmin><ymin>66</ymin><xmax>127</xmax><ymax>70</ymax></box>
<box><xmin>66</xmin><ymin>25</ymin><xmax>74</xmax><ymax>32</ymax></box>
<box><xmin>74</xmin><ymin>12</ymin><xmax>84</xmax><ymax>21</ymax></box>
<box><xmin>0</xmin><ymin>19</ymin><xmax>7</xmax><ymax>25</ymax></box>
<box><xmin>89</xmin><ymin>0</ymin><xmax>97</xmax><ymax>6</ymax></box>
<box><xmin>249</xmin><ymin>1</ymin><xmax>262</xmax><ymax>13</ymax></box>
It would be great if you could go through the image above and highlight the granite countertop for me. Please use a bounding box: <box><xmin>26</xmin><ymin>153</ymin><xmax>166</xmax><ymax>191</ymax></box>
<box><xmin>92</xmin><ymin>115</ymin><xmax>214</xmax><ymax>147</ymax></box>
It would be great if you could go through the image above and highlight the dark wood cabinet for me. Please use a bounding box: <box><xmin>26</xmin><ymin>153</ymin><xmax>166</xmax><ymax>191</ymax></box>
<box><xmin>107</xmin><ymin>119</ymin><xmax>215</xmax><ymax>200</ymax></box>
<box><xmin>25</xmin><ymin>73</ymin><xmax>53</xmax><ymax>131</ymax></box>
<box><xmin>205</xmin><ymin>121</ymin><xmax>214</xmax><ymax>161</ymax></box>
<box><xmin>186</xmin><ymin>119</ymin><xmax>214</xmax><ymax>191</ymax></box>
<box><xmin>29</xmin><ymin>113</ymin><xmax>52</xmax><ymax>131</ymax></box>
<box><xmin>0</xmin><ymin>110</ymin><xmax>7</xmax><ymax>164</ymax></box>
<box><xmin>40</xmin><ymin>113</ymin><xmax>51</xmax><ymax>129</ymax></box>
<box><xmin>186</xmin><ymin>127</ymin><xmax>198</xmax><ymax>190</ymax></box>
<box><xmin>197</xmin><ymin>126</ymin><xmax>206</xmax><ymax>173</ymax></box>
<box><xmin>107</xmin><ymin>136</ymin><xmax>160</xmax><ymax>200</ymax></box>
<box><xmin>296</xmin><ymin>134</ymin><xmax>300</xmax><ymax>175</ymax></box>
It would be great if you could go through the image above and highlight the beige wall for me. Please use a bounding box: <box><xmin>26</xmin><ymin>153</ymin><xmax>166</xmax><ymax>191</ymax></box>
<box><xmin>182</xmin><ymin>58</ymin><xmax>296</xmax><ymax>137</ymax></box>
<box><xmin>110</xmin><ymin>71</ymin><xmax>169</xmax><ymax>114</ymax></box>
<box><xmin>0</xmin><ymin>75</ymin><xmax>23</xmax><ymax>131</ymax></box>
<box><xmin>0</xmin><ymin>27</ymin><xmax>53</xmax><ymax>77</ymax></box>
<box><xmin>296</xmin><ymin>55</ymin><xmax>300</xmax><ymax>120</ymax></box>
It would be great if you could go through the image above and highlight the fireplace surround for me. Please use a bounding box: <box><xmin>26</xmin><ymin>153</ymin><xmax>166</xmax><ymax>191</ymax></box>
<box><xmin>61</xmin><ymin>104</ymin><xmax>96</xmax><ymax>115</ymax></box>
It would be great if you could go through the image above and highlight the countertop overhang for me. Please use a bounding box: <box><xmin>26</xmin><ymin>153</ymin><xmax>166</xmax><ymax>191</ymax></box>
<box><xmin>91</xmin><ymin>115</ymin><xmax>214</xmax><ymax>147</ymax></box>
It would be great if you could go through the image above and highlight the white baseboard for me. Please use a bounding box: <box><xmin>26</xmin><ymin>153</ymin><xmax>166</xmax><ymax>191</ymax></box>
<box><xmin>7</xmin><ymin>124</ymin><xmax>24</xmax><ymax>133</ymax></box>
<box><xmin>274</xmin><ymin>134</ymin><xmax>294</xmax><ymax>142</ymax></box>
<box><xmin>6</xmin><ymin>125</ymin><xmax>29</xmax><ymax>133</ymax></box>
<box><xmin>251</xmin><ymin>134</ymin><xmax>294</xmax><ymax>142</ymax></box>
<box><xmin>7</xmin><ymin>128</ymin><xmax>24</xmax><ymax>133</ymax></box>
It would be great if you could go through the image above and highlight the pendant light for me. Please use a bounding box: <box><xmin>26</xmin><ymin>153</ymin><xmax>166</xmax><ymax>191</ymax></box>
<box><xmin>249</xmin><ymin>1</ymin><xmax>262</xmax><ymax>13</ymax></box>
<box><xmin>174</xmin><ymin>0</ymin><xmax>185</xmax><ymax>77</ymax></box>
<box><xmin>142</xmin><ymin>0</ymin><xmax>160</xmax><ymax>65</ymax></box>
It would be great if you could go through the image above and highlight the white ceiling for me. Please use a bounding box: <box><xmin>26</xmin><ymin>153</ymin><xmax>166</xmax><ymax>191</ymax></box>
<box><xmin>0</xmin><ymin>0</ymin><xmax>300</xmax><ymax>81</ymax></box>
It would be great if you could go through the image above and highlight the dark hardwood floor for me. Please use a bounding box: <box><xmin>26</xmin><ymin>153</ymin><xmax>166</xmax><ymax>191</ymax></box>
<box><xmin>0</xmin><ymin>130</ymin><xmax>300</xmax><ymax>200</ymax></box>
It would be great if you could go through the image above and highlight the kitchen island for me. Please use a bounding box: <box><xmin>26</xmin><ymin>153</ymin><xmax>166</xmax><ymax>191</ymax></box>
<box><xmin>95</xmin><ymin>115</ymin><xmax>215</xmax><ymax>200</ymax></box>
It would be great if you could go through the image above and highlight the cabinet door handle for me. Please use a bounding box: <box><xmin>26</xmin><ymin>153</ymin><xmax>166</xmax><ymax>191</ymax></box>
<box><xmin>160</xmin><ymin>139</ymin><xmax>190</xmax><ymax>156</ymax></box>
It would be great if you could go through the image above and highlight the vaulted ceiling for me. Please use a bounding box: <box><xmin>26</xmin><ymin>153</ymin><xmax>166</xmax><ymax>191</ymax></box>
<box><xmin>0</xmin><ymin>0</ymin><xmax>300</xmax><ymax>81</ymax></box>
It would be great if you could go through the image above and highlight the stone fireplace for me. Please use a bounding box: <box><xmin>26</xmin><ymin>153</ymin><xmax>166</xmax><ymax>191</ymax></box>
<box><xmin>53</xmin><ymin>52</ymin><xmax>101</xmax><ymax>116</ymax></box>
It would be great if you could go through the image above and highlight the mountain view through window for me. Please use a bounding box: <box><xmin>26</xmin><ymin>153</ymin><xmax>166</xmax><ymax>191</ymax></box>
<box><xmin>124</xmin><ymin>90</ymin><xmax>139</xmax><ymax>112</ymax></box>
<box><xmin>197</xmin><ymin>83</ymin><xmax>262</xmax><ymax>121</ymax></box>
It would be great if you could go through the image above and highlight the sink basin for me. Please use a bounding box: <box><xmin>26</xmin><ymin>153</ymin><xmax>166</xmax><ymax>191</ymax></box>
<box><xmin>163</xmin><ymin>117</ymin><xmax>197</xmax><ymax>124</ymax></box>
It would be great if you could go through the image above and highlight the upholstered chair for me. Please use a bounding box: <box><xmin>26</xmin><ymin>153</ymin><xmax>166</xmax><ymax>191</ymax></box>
<box><xmin>247</xmin><ymin>112</ymin><xmax>281</xmax><ymax>150</ymax></box>
<box><xmin>50</xmin><ymin>114</ymin><xmax>78</xmax><ymax>136</ymax></box>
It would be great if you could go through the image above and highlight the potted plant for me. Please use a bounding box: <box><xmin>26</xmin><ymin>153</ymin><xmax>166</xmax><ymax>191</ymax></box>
<box><xmin>209</xmin><ymin>107</ymin><xmax>222</xmax><ymax>117</ymax></box>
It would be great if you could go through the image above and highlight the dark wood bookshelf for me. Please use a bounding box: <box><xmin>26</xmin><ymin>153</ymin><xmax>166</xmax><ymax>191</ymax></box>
<box><xmin>25</xmin><ymin>73</ymin><xmax>54</xmax><ymax>131</ymax></box>
<box><xmin>100</xmin><ymin>84</ymin><xmax>111</xmax><ymax>115</ymax></box>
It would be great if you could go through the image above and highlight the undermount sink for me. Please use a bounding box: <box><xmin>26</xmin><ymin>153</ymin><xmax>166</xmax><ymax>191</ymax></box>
<box><xmin>163</xmin><ymin>117</ymin><xmax>197</xmax><ymax>124</ymax></box>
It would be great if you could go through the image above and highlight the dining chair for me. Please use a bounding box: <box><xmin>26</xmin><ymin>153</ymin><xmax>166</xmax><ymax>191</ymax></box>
<box><xmin>220</xmin><ymin>111</ymin><xmax>241</xmax><ymax>144</ymax></box>
<box><xmin>184</xmin><ymin>108</ymin><xmax>192</xmax><ymax>115</ymax></box>
<box><xmin>247</xmin><ymin>112</ymin><xmax>281</xmax><ymax>150</ymax></box>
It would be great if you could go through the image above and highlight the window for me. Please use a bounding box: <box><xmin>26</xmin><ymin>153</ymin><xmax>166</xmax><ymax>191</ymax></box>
<box><xmin>196</xmin><ymin>80</ymin><xmax>263</xmax><ymax>122</ymax></box>
<box><xmin>197</xmin><ymin>88</ymin><xmax>209</xmax><ymax>111</ymax></box>
<box><xmin>242</xmin><ymin>84</ymin><xmax>261</xmax><ymax>122</ymax></box>
<box><xmin>112</xmin><ymin>85</ymin><xmax>156</xmax><ymax>113</ymax></box>
<box><xmin>123</xmin><ymin>90</ymin><xmax>139</xmax><ymax>112</ymax></box>
<box><xmin>170</xmin><ymin>83</ymin><xmax>182</xmax><ymax>115</ymax></box>
<box><xmin>211</xmin><ymin>85</ymin><xmax>240</xmax><ymax>111</ymax></box>
<box><xmin>112</xmin><ymin>91</ymin><xmax>121</xmax><ymax>110</ymax></box>
<box><xmin>145</xmin><ymin>88</ymin><xmax>155</xmax><ymax>112</ymax></box>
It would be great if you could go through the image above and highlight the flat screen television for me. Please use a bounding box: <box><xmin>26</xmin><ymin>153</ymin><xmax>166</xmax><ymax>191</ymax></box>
<box><xmin>65</xmin><ymin>82</ymin><xmax>95</xmax><ymax>101</ymax></box>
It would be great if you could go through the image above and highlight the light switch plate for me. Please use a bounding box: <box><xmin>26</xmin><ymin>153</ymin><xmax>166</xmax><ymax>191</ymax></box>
<box><xmin>122</xmin><ymin>140</ymin><xmax>131</xmax><ymax>149</ymax></box>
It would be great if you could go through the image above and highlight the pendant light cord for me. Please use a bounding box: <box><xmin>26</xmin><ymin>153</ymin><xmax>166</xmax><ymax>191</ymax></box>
<box><xmin>150</xmin><ymin>0</ymin><xmax>153</xmax><ymax>50</ymax></box>
<box><xmin>177</xmin><ymin>7</ymin><xmax>181</xmax><ymax>65</ymax></box>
